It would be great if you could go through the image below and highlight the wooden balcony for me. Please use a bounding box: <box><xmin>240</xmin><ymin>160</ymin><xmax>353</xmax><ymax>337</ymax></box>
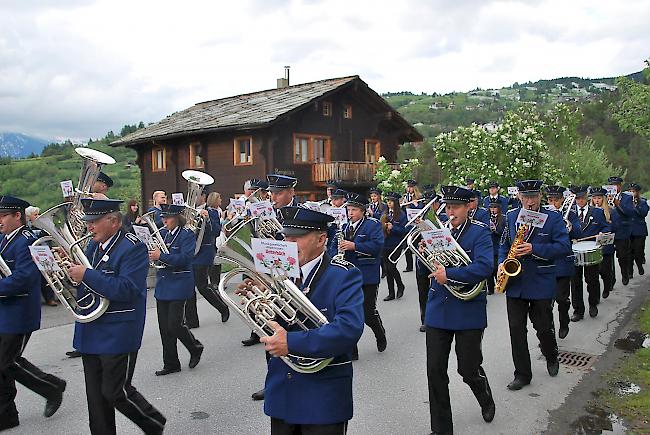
<box><xmin>312</xmin><ymin>161</ymin><xmax>399</xmax><ymax>186</ymax></box>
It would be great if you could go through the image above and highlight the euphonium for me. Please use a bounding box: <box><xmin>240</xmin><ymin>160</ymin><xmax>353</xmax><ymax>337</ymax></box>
<box><xmin>0</xmin><ymin>254</ymin><xmax>12</xmax><ymax>278</ymax></box>
<box><xmin>32</xmin><ymin>203</ymin><xmax>109</xmax><ymax>322</ymax></box>
<box><xmin>495</xmin><ymin>223</ymin><xmax>528</xmax><ymax>294</ymax></box>
<box><xmin>181</xmin><ymin>170</ymin><xmax>215</xmax><ymax>255</ymax></box>
<box><xmin>216</xmin><ymin>222</ymin><xmax>333</xmax><ymax>374</ymax></box>
<box><xmin>139</xmin><ymin>211</ymin><xmax>169</xmax><ymax>269</ymax></box>
<box><xmin>405</xmin><ymin>212</ymin><xmax>484</xmax><ymax>301</ymax></box>
<box><xmin>388</xmin><ymin>198</ymin><xmax>437</xmax><ymax>264</ymax></box>
<box><xmin>68</xmin><ymin>148</ymin><xmax>116</xmax><ymax>247</ymax></box>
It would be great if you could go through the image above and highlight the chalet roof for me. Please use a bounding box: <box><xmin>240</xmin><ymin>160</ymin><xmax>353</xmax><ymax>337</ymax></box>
<box><xmin>111</xmin><ymin>75</ymin><xmax>422</xmax><ymax>146</ymax></box>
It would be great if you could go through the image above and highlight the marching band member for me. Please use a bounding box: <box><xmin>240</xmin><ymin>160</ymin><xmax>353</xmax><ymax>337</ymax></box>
<box><xmin>250</xmin><ymin>178</ymin><xmax>270</xmax><ymax>202</ymax></box>
<box><xmin>628</xmin><ymin>183</ymin><xmax>648</xmax><ymax>276</ymax></box>
<box><xmin>368</xmin><ymin>187</ymin><xmax>388</xmax><ymax>219</ymax></box>
<box><xmin>0</xmin><ymin>196</ymin><xmax>67</xmax><ymax>431</ymax></box>
<box><xmin>486</xmin><ymin>198</ymin><xmax>506</xmax><ymax>295</ymax></box>
<box><xmin>185</xmin><ymin>188</ymin><xmax>230</xmax><ymax>329</ymax></box>
<box><xmin>608</xmin><ymin>176</ymin><xmax>635</xmax><ymax>285</ymax></box>
<box><xmin>499</xmin><ymin>180</ymin><xmax>571</xmax><ymax>391</ymax></box>
<box><xmin>381</xmin><ymin>192</ymin><xmax>407</xmax><ymax>301</ymax></box>
<box><xmin>401</xmin><ymin>180</ymin><xmax>422</xmax><ymax>272</ymax></box>
<box><xmin>324</xmin><ymin>180</ymin><xmax>338</xmax><ymax>206</ymax></box>
<box><xmin>149</xmin><ymin>204</ymin><xmax>204</xmax><ymax>376</ymax></box>
<box><xmin>325</xmin><ymin>188</ymin><xmax>348</xmax><ymax>259</ymax></box>
<box><xmin>570</xmin><ymin>186</ymin><xmax>610</xmax><ymax>320</ymax></box>
<box><xmin>92</xmin><ymin>172</ymin><xmax>113</xmax><ymax>196</ymax></box>
<box><xmin>483</xmin><ymin>181</ymin><xmax>509</xmax><ymax>211</ymax></box>
<box><xmin>146</xmin><ymin>190</ymin><xmax>167</xmax><ymax>229</ymax></box>
<box><xmin>590</xmin><ymin>188</ymin><xmax>616</xmax><ymax>298</ymax></box>
<box><xmin>468</xmin><ymin>191</ymin><xmax>490</xmax><ymax>225</ymax></box>
<box><xmin>67</xmin><ymin>198</ymin><xmax>166</xmax><ymax>434</ymax></box>
<box><xmin>545</xmin><ymin>186</ymin><xmax>582</xmax><ymax>339</ymax></box>
<box><xmin>268</xmin><ymin>174</ymin><xmax>300</xmax><ymax>208</ymax></box>
<box><xmin>465</xmin><ymin>177</ymin><xmax>482</xmax><ymax>204</ymax></box>
<box><xmin>424</xmin><ymin>186</ymin><xmax>495</xmax><ymax>434</ymax></box>
<box><xmin>339</xmin><ymin>192</ymin><xmax>387</xmax><ymax>356</ymax></box>
<box><xmin>258</xmin><ymin>207</ymin><xmax>364</xmax><ymax>435</ymax></box>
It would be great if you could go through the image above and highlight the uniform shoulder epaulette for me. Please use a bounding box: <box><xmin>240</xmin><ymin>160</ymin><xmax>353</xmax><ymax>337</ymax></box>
<box><xmin>471</xmin><ymin>220</ymin><xmax>488</xmax><ymax>228</ymax></box>
<box><xmin>366</xmin><ymin>217</ymin><xmax>380</xmax><ymax>223</ymax></box>
<box><xmin>543</xmin><ymin>205</ymin><xmax>561</xmax><ymax>214</ymax></box>
<box><xmin>506</xmin><ymin>208</ymin><xmax>518</xmax><ymax>215</ymax></box>
<box><xmin>124</xmin><ymin>233</ymin><xmax>140</xmax><ymax>245</ymax></box>
<box><xmin>330</xmin><ymin>257</ymin><xmax>353</xmax><ymax>270</ymax></box>
<box><xmin>21</xmin><ymin>228</ymin><xmax>35</xmax><ymax>239</ymax></box>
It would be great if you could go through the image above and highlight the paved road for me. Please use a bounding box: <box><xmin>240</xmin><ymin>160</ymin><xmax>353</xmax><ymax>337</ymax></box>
<box><xmin>10</xmin><ymin>233</ymin><xmax>650</xmax><ymax>434</ymax></box>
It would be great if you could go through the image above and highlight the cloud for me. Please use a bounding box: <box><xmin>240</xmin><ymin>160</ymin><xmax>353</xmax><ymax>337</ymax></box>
<box><xmin>0</xmin><ymin>0</ymin><xmax>648</xmax><ymax>140</ymax></box>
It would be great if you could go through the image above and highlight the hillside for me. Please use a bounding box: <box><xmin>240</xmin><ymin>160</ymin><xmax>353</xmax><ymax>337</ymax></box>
<box><xmin>0</xmin><ymin>132</ymin><xmax>50</xmax><ymax>158</ymax></box>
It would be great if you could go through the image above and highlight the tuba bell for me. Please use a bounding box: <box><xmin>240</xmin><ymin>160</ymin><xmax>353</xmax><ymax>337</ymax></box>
<box><xmin>216</xmin><ymin>216</ymin><xmax>333</xmax><ymax>373</ymax></box>
<box><xmin>181</xmin><ymin>170</ymin><xmax>214</xmax><ymax>255</ymax></box>
<box><xmin>32</xmin><ymin>203</ymin><xmax>109</xmax><ymax>322</ymax></box>
<box><xmin>139</xmin><ymin>211</ymin><xmax>170</xmax><ymax>269</ymax></box>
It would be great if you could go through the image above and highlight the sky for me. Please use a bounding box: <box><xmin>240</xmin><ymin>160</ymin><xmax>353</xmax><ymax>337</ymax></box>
<box><xmin>1</xmin><ymin>0</ymin><xmax>648</xmax><ymax>141</ymax></box>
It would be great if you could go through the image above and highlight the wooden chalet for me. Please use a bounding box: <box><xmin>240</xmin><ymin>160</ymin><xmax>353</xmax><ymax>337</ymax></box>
<box><xmin>111</xmin><ymin>75</ymin><xmax>423</xmax><ymax>205</ymax></box>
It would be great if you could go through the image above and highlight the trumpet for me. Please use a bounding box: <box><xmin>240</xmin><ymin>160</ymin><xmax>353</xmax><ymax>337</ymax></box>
<box><xmin>139</xmin><ymin>211</ymin><xmax>170</xmax><ymax>269</ymax></box>
<box><xmin>388</xmin><ymin>198</ymin><xmax>437</xmax><ymax>264</ymax></box>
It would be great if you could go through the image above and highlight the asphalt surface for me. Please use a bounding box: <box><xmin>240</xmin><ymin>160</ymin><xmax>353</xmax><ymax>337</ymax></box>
<box><xmin>10</xmin><ymin>231</ymin><xmax>650</xmax><ymax>435</ymax></box>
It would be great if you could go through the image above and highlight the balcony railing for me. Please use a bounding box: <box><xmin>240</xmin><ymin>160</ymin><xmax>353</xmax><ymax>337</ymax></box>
<box><xmin>312</xmin><ymin>161</ymin><xmax>399</xmax><ymax>185</ymax></box>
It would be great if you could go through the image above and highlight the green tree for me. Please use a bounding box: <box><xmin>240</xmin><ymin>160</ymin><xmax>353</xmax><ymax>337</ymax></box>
<box><xmin>611</xmin><ymin>60</ymin><xmax>650</xmax><ymax>139</ymax></box>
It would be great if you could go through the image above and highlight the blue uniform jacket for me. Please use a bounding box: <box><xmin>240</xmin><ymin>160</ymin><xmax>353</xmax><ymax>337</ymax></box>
<box><xmin>194</xmin><ymin>207</ymin><xmax>221</xmax><ymax>266</ymax></box>
<box><xmin>155</xmin><ymin>227</ymin><xmax>196</xmax><ymax>300</ymax></box>
<box><xmin>613</xmin><ymin>193</ymin><xmax>635</xmax><ymax>239</ymax></box>
<box><xmin>576</xmin><ymin>206</ymin><xmax>611</xmax><ymax>238</ymax></box>
<box><xmin>489</xmin><ymin>214</ymin><xmax>506</xmax><ymax>257</ymax></box>
<box><xmin>368</xmin><ymin>202</ymin><xmax>388</xmax><ymax>220</ymax></box>
<box><xmin>265</xmin><ymin>255</ymin><xmax>364</xmax><ymax>425</ymax></box>
<box><xmin>425</xmin><ymin>220</ymin><xmax>493</xmax><ymax>330</ymax></box>
<box><xmin>552</xmin><ymin>209</ymin><xmax>582</xmax><ymax>278</ymax></box>
<box><xmin>631</xmin><ymin>198</ymin><xmax>648</xmax><ymax>237</ymax></box>
<box><xmin>75</xmin><ymin>231</ymin><xmax>149</xmax><ymax>354</ymax></box>
<box><xmin>146</xmin><ymin>206</ymin><xmax>164</xmax><ymax>228</ymax></box>
<box><xmin>470</xmin><ymin>207</ymin><xmax>490</xmax><ymax>226</ymax></box>
<box><xmin>499</xmin><ymin>208</ymin><xmax>572</xmax><ymax>299</ymax></box>
<box><xmin>0</xmin><ymin>228</ymin><xmax>41</xmax><ymax>334</ymax></box>
<box><xmin>483</xmin><ymin>195</ymin><xmax>509</xmax><ymax>212</ymax></box>
<box><xmin>341</xmin><ymin>217</ymin><xmax>384</xmax><ymax>285</ymax></box>
<box><xmin>383</xmin><ymin>211</ymin><xmax>407</xmax><ymax>251</ymax></box>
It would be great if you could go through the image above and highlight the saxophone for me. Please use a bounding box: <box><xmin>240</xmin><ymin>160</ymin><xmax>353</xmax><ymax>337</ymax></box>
<box><xmin>333</xmin><ymin>227</ymin><xmax>345</xmax><ymax>260</ymax></box>
<box><xmin>495</xmin><ymin>223</ymin><xmax>528</xmax><ymax>293</ymax></box>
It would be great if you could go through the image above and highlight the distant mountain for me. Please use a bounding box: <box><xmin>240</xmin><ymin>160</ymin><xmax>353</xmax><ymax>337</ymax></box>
<box><xmin>509</xmin><ymin>70</ymin><xmax>642</xmax><ymax>91</ymax></box>
<box><xmin>0</xmin><ymin>132</ymin><xmax>50</xmax><ymax>158</ymax></box>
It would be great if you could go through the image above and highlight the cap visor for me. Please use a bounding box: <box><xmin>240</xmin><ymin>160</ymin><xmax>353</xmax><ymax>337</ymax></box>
<box><xmin>281</xmin><ymin>227</ymin><xmax>313</xmax><ymax>236</ymax></box>
<box><xmin>81</xmin><ymin>214</ymin><xmax>103</xmax><ymax>222</ymax></box>
<box><xmin>443</xmin><ymin>199</ymin><xmax>468</xmax><ymax>204</ymax></box>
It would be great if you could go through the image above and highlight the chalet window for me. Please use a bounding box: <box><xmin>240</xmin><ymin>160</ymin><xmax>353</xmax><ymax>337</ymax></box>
<box><xmin>152</xmin><ymin>146</ymin><xmax>166</xmax><ymax>172</ymax></box>
<box><xmin>364</xmin><ymin>140</ymin><xmax>381</xmax><ymax>163</ymax></box>
<box><xmin>234</xmin><ymin>136</ymin><xmax>253</xmax><ymax>166</ymax></box>
<box><xmin>322</xmin><ymin>101</ymin><xmax>332</xmax><ymax>117</ymax></box>
<box><xmin>343</xmin><ymin>104</ymin><xmax>352</xmax><ymax>119</ymax></box>
<box><xmin>294</xmin><ymin>134</ymin><xmax>331</xmax><ymax>164</ymax></box>
<box><xmin>189</xmin><ymin>142</ymin><xmax>204</xmax><ymax>168</ymax></box>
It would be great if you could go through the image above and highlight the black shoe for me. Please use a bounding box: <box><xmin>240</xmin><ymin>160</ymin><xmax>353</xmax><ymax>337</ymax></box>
<box><xmin>622</xmin><ymin>276</ymin><xmax>629</xmax><ymax>286</ymax></box>
<box><xmin>383</xmin><ymin>295</ymin><xmax>395</xmax><ymax>301</ymax></box>
<box><xmin>65</xmin><ymin>350</ymin><xmax>81</xmax><ymax>358</ymax></box>
<box><xmin>487</xmin><ymin>289</ymin><xmax>494</xmax><ymax>295</ymax></box>
<box><xmin>0</xmin><ymin>415</ymin><xmax>19</xmax><ymax>430</ymax></box>
<box><xmin>570</xmin><ymin>313</ymin><xmax>583</xmax><ymax>322</ymax></box>
<box><xmin>589</xmin><ymin>306</ymin><xmax>598</xmax><ymax>318</ymax></box>
<box><xmin>44</xmin><ymin>380</ymin><xmax>66</xmax><ymax>418</ymax></box>
<box><xmin>639</xmin><ymin>265</ymin><xmax>645</xmax><ymax>275</ymax></box>
<box><xmin>352</xmin><ymin>350</ymin><xmax>359</xmax><ymax>361</ymax></box>
<box><xmin>547</xmin><ymin>359</ymin><xmax>559</xmax><ymax>377</ymax></box>
<box><xmin>403</xmin><ymin>268</ymin><xmax>413</xmax><ymax>272</ymax></box>
<box><xmin>187</xmin><ymin>324</ymin><xmax>199</xmax><ymax>329</ymax></box>
<box><xmin>376</xmin><ymin>334</ymin><xmax>387</xmax><ymax>352</ymax></box>
<box><xmin>558</xmin><ymin>326</ymin><xmax>569</xmax><ymax>339</ymax></box>
<box><xmin>507</xmin><ymin>378</ymin><xmax>530</xmax><ymax>391</ymax></box>
<box><xmin>429</xmin><ymin>432</ymin><xmax>453</xmax><ymax>435</ymax></box>
<box><xmin>381</xmin><ymin>272</ymin><xmax>386</xmax><ymax>279</ymax></box>
<box><xmin>396</xmin><ymin>286</ymin><xmax>405</xmax><ymax>299</ymax></box>
<box><xmin>251</xmin><ymin>388</ymin><xmax>265</xmax><ymax>401</ymax></box>
<box><xmin>155</xmin><ymin>367</ymin><xmax>181</xmax><ymax>376</ymax></box>
<box><xmin>602</xmin><ymin>290</ymin><xmax>610</xmax><ymax>299</ymax></box>
<box><xmin>242</xmin><ymin>336</ymin><xmax>261</xmax><ymax>346</ymax></box>
<box><xmin>419</xmin><ymin>325</ymin><xmax>426</xmax><ymax>332</ymax></box>
<box><xmin>189</xmin><ymin>346</ymin><xmax>204</xmax><ymax>369</ymax></box>
<box><xmin>481</xmin><ymin>397</ymin><xmax>496</xmax><ymax>423</ymax></box>
<box><xmin>221</xmin><ymin>308</ymin><xmax>230</xmax><ymax>323</ymax></box>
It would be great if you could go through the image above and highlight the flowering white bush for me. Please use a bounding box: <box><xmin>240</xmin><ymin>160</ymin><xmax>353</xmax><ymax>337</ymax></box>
<box><xmin>373</xmin><ymin>156</ymin><xmax>421</xmax><ymax>196</ymax></box>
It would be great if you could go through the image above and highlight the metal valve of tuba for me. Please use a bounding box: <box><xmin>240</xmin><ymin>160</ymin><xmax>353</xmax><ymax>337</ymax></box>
<box><xmin>139</xmin><ymin>211</ymin><xmax>170</xmax><ymax>269</ymax></box>
<box><xmin>216</xmin><ymin>217</ymin><xmax>333</xmax><ymax>373</ymax></box>
<box><xmin>32</xmin><ymin>203</ymin><xmax>109</xmax><ymax>322</ymax></box>
<box><xmin>181</xmin><ymin>170</ymin><xmax>215</xmax><ymax>255</ymax></box>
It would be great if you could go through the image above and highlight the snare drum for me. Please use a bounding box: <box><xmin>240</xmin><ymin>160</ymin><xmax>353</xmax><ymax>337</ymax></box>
<box><xmin>572</xmin><ymin>241</ymin><xmax>603</xmax><ymax>266</ymax></box>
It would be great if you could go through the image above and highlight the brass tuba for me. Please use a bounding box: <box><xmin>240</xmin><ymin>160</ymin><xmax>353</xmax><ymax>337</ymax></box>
<box><xmin>68</xmin><ymin>147</ymin><xmax>116</xmax><ymax>247</ymax></box>
<box><xmin>181</xmin><ymin>170</ymin><xmax>214</xmax><ymax>255</ymax></box>
<box><xmin>405</xmin><ymin>207</ymin><xmax>485</xmax><ymax>301</ymax></box>
<box><xmin>216</xmin><ymin>218</ymin><xmax>333</xmax><ymax>374</ymax></box>
<box><xmin>32</xmin><ymin>204</ymin><xmax>109</xmax><ymax>322</ymax></box>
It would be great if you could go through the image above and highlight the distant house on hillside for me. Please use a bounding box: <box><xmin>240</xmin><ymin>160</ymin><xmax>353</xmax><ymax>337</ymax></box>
<box><xmin>111</xmin><ymin>75</ymin><xmax>422</xmax><ymax>205</ymax></box>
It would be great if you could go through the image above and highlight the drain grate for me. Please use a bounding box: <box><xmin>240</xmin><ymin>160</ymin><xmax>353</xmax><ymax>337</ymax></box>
<box><xmin>557</xmin><ymin>350</ymin><xmax>598</xmax><ymax>369</ymax></box>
